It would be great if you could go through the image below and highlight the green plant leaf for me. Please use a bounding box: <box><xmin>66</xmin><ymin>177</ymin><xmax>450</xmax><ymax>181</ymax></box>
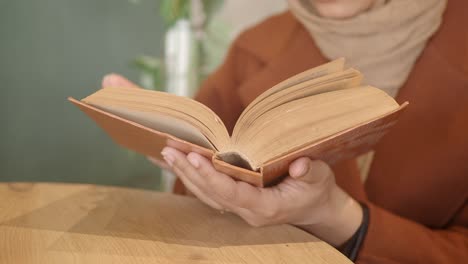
<box><xmin>159</xmin><ymin>0</ymin><xmax>190</xmax><ymax>28</ymax></box>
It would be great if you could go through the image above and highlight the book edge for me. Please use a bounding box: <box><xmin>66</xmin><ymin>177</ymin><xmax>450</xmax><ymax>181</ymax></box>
<box><xmin>260</xmin><ymin>102</ymin><xmax>409</xmax><ymax>185</ymax></box>
<box><xmin>68</xmin><ymin>97</ymin><xmax>215</xmax><ymax>159</ymax></box>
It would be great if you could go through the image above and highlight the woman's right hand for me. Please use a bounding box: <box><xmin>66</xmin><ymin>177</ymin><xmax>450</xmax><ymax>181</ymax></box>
<box><xmin>101</xmin><ymin>73</ymin><xmax>170</xmax><ymax>170</ymax></box>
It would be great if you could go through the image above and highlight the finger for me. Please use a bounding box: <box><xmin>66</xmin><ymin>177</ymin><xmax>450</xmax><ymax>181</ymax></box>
<box><xmin>102</xmin><ymin>73</ymin><xmax>140</xmax><ymax>89</ymax></box>
<box><xmin>164</xmin><ymin>149</ymin><xmax>224</xmax><ymax>209</ymax></box>
<box><xmin>173</xmin><ymin>161</ymin><xmax>254</xmax><ymax>217</ymax></box>
<box><xmin>163</xmin><ymin>147</ymin><xmax>266</xmax><ymax>215</ymax></box>
<box><xmin>173</xmin><ymin>165</ymin><xmax>225</xmax><ymax>211</ymax></box>
<box><xmin>161</xmin><ymin>148</ymin><xmax>224</xmax><ymax>210</ymax></box>
<box><xmin>186</xmin><ymin>152</ymin><xmax>266</xmax><ymax>211</ymax></box>
<box><xmin>147</xmin><ymin>156</ymin><xmax>170</xmax><ymax>170</ymax></box>
<box><xmin>162</xmin><ymin>147</ymin><xmax>200</xmax><ymax>182</ymax></box>
<box><xmin>289</xmin><ymin>158</ymin><xmax>332</xmax><ymax>184</ymax></box>
<box><xmin>163</xmin><ymin>148</ymin><xmax>275</xmax><ymax>224</ymax></box>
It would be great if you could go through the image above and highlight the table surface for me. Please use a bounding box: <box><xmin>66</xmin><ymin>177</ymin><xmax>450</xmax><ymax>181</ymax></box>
<box><xmin>0</xmin><ymin>182</ymin><xmax>351</xmax><ymax>264</ymax></box>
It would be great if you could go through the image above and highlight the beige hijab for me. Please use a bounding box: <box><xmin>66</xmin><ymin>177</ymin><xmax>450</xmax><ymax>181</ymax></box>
<box><xmin>288</xmin><ymin>0</ymin><xmax>447</xmax><ymax>97</ymax></box>
<box><xmin>289</xmin><ymin>0</ymin><xmax>447</xmax><ymax>180</ymax></box>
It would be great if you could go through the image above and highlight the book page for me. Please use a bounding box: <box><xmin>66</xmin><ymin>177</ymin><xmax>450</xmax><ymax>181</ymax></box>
<box><xmin>235</xmin><ymin>58</ymin><xmax>345</xmax><ymax>129</ymax></box>
<box><xmin>94</xmin><ymin>104</ymin><xmax>215</xmax><ymax>149</ymax></box>
<box><xmin>232</xmin><ymin>68</ymin><xmax>362</xmax><ymax>138</ymax></box>
<box><xmin>231</xmin><ymin>86</ymin><xmax>399</xmax><ymax>170</ymax></box>
<box><xmin>82</xmin><ymin>87</ymin><xmax>231</xmax><ymax>150</ymax></box>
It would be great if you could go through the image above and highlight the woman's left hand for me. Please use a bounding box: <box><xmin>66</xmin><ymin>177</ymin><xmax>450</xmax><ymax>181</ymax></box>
<box><xmin>161</xmin><ymin>146</ymin><xmax>363</xmax><ymax>246</ymax></box>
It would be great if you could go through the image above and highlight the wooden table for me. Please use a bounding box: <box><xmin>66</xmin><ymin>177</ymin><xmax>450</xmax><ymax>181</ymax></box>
<box><xmin>0</xmin><ymin>183</ymin><xmax>351</xmax><ymax>264</ymax></box>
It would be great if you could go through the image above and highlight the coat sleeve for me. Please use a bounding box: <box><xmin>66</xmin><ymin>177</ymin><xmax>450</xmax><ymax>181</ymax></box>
<box><xmin>357</xmin><ymin>201</ymin><xmax>468</xmax><ymax>263</ymax></box>
<box><xmin>357</xmin><ymin>51</ymin><xmax>468</xmax><ymax>262</ymax></box>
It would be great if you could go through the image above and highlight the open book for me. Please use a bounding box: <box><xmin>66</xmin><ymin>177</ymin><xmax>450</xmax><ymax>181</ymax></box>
<box><xmin>69</xmin><ymin>59</ymin><xmax>408</xmax><ymax>187</ymax></box>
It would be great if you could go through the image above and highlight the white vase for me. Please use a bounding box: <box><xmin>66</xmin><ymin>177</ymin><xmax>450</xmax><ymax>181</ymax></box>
<box><xmin>161</xmin><ymin>19</ymin><xmax>195</xmax><ymax>191</ymax></box>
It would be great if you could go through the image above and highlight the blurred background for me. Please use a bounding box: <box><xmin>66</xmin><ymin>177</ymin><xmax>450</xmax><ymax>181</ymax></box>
<box><xmin>1</xmin><ymin>0</ymin><xmax>286</xmax><ymax>191</ymax></box>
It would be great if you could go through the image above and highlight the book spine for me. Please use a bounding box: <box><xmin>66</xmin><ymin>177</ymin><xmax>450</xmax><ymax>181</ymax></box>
<box><xmin>212</xmin><ymin>157</ymin><xmax>264</xmax><ymax>187</ymax></box>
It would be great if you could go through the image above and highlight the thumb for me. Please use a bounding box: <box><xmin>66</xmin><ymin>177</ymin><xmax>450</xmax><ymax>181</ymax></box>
<box><xmin>289</xmin><ymin>158</ymin><xmax>332</xmax><ymax>184</ymax></box>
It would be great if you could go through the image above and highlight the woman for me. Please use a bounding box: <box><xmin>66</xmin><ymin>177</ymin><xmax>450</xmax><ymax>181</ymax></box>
<box><xmin>103</xmin><ymin>0</ymin><xmax>468</xmax><ymax>262</ymax></box>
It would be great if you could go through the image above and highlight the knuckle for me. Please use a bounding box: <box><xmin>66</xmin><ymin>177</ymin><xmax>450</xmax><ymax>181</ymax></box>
<box><xmin>213</xmin><ymin>183</ymin><xmax>239</xmax><ymax>203</ymax></box>
<box><xmin>218</xmin><ymin>186</ymin><xmax>237</xmax><ymax>202</ymax></box>
<box><xmin>246</xmin><ymin>218</ymin><xmax>266</xmax><ymax>227</ymax></box>
<box><xmin>236</xmin><ymin>196</ymin><xmax>253</xmax><ymax>209</ymax></box>
<box><xmin>261</xmin><ymin>204</ymin><xmax>280</xmax><ymax>219</ymax></box>
<box><xmin>175</xmin><ymin>159</ymin><xmax>192</xmax><ymax>174</ymax></box>
<box><xmin>251</xmin><ymin>222</ymin><xmax>264</xmax><ymax>227</ymax></box>
<box><xmin>204</xmin><ymin>170</ymin><xmax>218</xmax><ymax>184</ymax></box>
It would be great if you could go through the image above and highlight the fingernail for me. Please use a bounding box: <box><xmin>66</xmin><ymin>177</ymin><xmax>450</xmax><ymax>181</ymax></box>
<box><xmin>187</xmin><ymin>153</ymin><xmax>199</xmax><ymax>169</ymax></box>
<box><xmin>161</xmin><ymin>150</ymin><xmax>174</xmax><ymax>167</ymax></box>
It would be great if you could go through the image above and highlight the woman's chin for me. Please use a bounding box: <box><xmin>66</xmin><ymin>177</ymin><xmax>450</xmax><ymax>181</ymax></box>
<box><xmin>315</xmin><ymin>7</ymin><xmax>357</xmax><ymax>19</ymax></box>
<box><xmin>312</xmin><ymin>0</ymin><xmax>375</xmax><ymax>19</ymax></box>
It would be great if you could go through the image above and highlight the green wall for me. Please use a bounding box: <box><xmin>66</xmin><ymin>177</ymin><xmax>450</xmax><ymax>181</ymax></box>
<box><xmin>1</xmin><ymin>0</ymin><xmax>166</xmax><ymax>190</ymax></box>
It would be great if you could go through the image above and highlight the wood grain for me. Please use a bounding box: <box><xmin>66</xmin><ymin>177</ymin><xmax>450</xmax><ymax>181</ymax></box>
<box><xmin>0</xmin><ymin>183</ymin><xmax>351</xmax><ymax>264</ymax></box>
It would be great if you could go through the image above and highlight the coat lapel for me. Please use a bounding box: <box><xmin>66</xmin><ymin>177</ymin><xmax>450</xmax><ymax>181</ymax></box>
<box><xmin>236</xmin><ymin>22</ymin><xmax>329</xmax><ymax>107</ymax></box>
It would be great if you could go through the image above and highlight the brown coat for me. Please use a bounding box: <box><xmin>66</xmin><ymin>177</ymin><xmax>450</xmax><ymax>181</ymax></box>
<box><xmin>178</xmin><ymin>0</ymin><xmax>468</xmax><ymax>262</ymax></box>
